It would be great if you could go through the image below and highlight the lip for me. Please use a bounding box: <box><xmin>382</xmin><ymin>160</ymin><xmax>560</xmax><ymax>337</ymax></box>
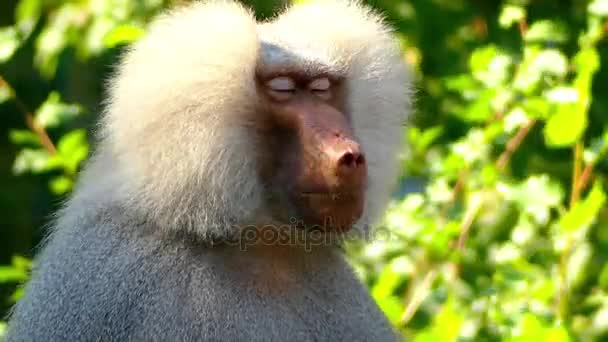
<box><xmin>293</xmin><ymin>190</ymin><xmax>364</xmax><ymax>231</ymax></box>
<box><xmin>298</xmin><ymin>192</ymin><xmax>358</xmax><ymax>200</ymax></box>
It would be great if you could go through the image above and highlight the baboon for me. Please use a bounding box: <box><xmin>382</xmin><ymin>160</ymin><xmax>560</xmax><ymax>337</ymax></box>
<box><xmin>6</xmin><ymin>1</ymin><xmax>412</xmax><ymax>341</ymax></box>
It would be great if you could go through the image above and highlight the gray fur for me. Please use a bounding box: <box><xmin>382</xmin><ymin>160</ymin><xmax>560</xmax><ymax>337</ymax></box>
<box><xmin>7</xmin><ymin>206</ymin><xmax>397</xmax><ymax>341</ymax></box>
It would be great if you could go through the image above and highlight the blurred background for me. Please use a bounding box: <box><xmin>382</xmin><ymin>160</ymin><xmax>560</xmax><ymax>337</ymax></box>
<box><xmin>0</xmin><ymin>0</ymin><xmax>607</xmax><ymax>340</ymax></box>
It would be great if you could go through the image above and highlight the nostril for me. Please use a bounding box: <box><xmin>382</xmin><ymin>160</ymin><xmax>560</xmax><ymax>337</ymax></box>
<box><xmin>355</xmin><ymin>154</ymin><xmax>365</xmax><ymax>166</ymax></box>
<box><xmin>338</xmin><ymin>151</ymin><xmax>365</xmax><ymax>169</ymax></box>
<box><xmin>340</xmin><ymin>152</ymin><xmax>355</xmax><ymax>167</ymax></box>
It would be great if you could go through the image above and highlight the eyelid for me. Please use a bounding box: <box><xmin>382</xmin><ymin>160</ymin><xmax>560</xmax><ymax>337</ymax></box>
<box><xmin>309</xmin><ymin>77</ymin><xmax>331</xmax><ymax>91</ymax></box>
<box><xmin>267</xmin><ymin>77</ymin><xmax>295</xmax><ymax>92</ymax></box>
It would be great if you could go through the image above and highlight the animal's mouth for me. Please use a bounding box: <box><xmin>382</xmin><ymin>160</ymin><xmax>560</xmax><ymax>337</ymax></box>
<box><xmin>293</xmin><ymin>190</ymin><xmax>364</xmax><ymax>231</ymax></box>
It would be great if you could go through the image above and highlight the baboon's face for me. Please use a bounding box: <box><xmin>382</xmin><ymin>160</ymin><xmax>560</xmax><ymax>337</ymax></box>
<box><xmin>255</xmin><ymin>71</ymin><xmax>367</xmax><ymax>232</ymax></box>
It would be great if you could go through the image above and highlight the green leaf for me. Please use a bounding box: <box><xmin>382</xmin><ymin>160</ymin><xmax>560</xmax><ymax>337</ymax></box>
<box><xmin>559</xmin><ymin>182</ymin><xmax>606</xmax><ymax>232</ymax></box>
<box><xmin>508</xmin><ymin>313</ymin><xmax>571</xmax><ymax>341</ymax></box>
<box><xmin>0</xmin><ymin>26</ymin><xmax>21</xmax><ymax>64</ymax></box>
<box><xmin>543</xmin><ymin>49</ymin><xmax>598</xmax><ymax>148</ymax></box>
<box><xmin>566</xmin><ymin>242</ymin><xmax>592</xmax><ymax>289</ymax></box>
<box><xmin>543</xmin><ymin>103</ymin><xmax>587</xmax><ymax>148</ymax></box>
<box><xmin>11</xmin><ymin>256</ymin><xmax>31</xmax><ymax>270</ymax></box>
<box><xmin>534</xmin><ymin>49</ymin><xmax>568</xmax><ymax>77</ymax></box>
<box><xmin>524</xmin><ymin>97</ymin><xmax>551</xmax><ymax>119</ymax></box>
<box><xmin>81</xmin><ymin>17</ymin><xmax>116</xmax><ymax>57</ymax></box>
<box><xmin>513</xmin><ymin>47</ymin><xmax>542</xmax><ymax>93</ymax></box>
<box><xmin>501</xmin><ymin>175</ymin><xmax>564</xmax><ymax>225</ymax></box>
<box><xmin>15</xmin><ymin>0</ymin><xmax>42</xmax><ymax>38</ymax></box>
<box><xmin>12</xmin><ymin>148</ymin><xmax>50</xmax><ymax>175</ymax></box>
<box><xmin>469</xmin><ymin>45</ymin><xmax>498</xmax><ymax>76</ymax></box>
<box><xmin>433</xmin><ymin>300</ymin><xmax>464</xmax><ymax>341</ymax></box>
<box><xmin>35</xmin><ymin>92</ymin><xmax>82</xmax><ymax>128</ymax></box>
<box><xmin>409</xmin><ymin>126</ymin><xmax>443</xmax><ymax>153</ymax></box>
<box><xmin>50</xmin><ymin>175</ymin><xmax>74</xmax><ymax>195</ymax></box>
<box><xmin>9</xmin><ymin>129</ymin><xmax>42</xmax><ymax>147</ymax></box>
<box><xmin>371</xmin><ymin>266</ymin><xmax>405</xmax><ymax>325</ymax></box>
<box><xmin>57</xmin><ymin>129</ymin><xmax>89</xmax><ymax>174</ymax></box>
<box><xmin>574</xmin><ymin>49</ymin><xmax>601</xmax><ymax>77</ymax></box>
<box><xmin>469</xmin><ymin>45</ymin><xmax>512</xmax><ymax>87</ymax></box>
<box><xmin>57</xmin><ymin>129</ymin><xmax>87</xmax><ymax>155</ymax></box>
<box><xmin>444</xmin><ymin>74</ymin><xmax>477</xmax><ymax>93</ymax></box>
<box><xmin>599</xmin><ymin>263</ymin><xmax>608</xmax><ymax>289</ymax></box>
<box><xmin>524</xmin><ymin>20</ymin><xmax>569</xmax><ymax>43</ymax></box>
<box><xmin>0</xmin><ymin>266</ymin><xmax>28</xmax><ymax>283</ymax></box>
<box><xmin>34</xmin><ymin>22</ymin><xmax>69</xmax><ymax>78</ymax></box>
<box><xmin>458</xmin><ymin>89</ymin><xmax>495</xmax><ymax>123</ymax></box>
<box><xmin>372</xmin><ymin>265</ymin><xmax>402</xmax><ymax>299</ymax></box>
<box><xmin>104</xmin><ymin>25</ymin><xmax>145</xmax><ymax>48</ymax></box>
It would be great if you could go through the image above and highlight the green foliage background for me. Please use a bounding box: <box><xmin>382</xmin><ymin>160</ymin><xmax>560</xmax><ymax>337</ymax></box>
<box><xmin>1</xmin><ymin>0</ymin><xmax>607</xmax><ymax>340</ymax></box>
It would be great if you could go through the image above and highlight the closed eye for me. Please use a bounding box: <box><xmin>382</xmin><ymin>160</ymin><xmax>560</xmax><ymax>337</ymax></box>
<box><xmin>266</xmin><ymin>77</ymin><xmax>296</xmax><ymax>101</ymax></box>
<box><xmin>309</xmin><ymin>77</ymin><xmax>331</xmax><ymax>92</ymax></box>
<box><xmin>267</xmin><ymin>77</ymin><xmax>295</xmax><ymax>92</ymax></box>
<box><xmin>309</xmin><ymin>77</ymin><xmax>331</xmax><ymax>99</ymax></box>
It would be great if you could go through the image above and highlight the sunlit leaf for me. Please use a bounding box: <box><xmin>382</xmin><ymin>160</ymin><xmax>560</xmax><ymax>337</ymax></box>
<box><xmin>457</xmin><ymin>89</ymin><xmax>495</xmax><ymax>122</ymax></box>
<box><xmin>499</xmin><ymin>5</ymin><xmax>526</xmax><ymax>29</ymax></box>
<box><xmin>11</xmin><ymin>256</ymin><xmax>31</xmax><ymax>270</ymax></box>
<box><xmin>15</xmin><ymin>0</ymin><xmax>42</xmax><ymax>38</ymax></box>
<box><xmin>589</xmin><ymin>0</ymin><xmax>608</xmax><ymax>16</ymax></box>
<box><xmin>545</xmin><ymin>87</ymin><xmax>578</xmax><ymax>104</ymax></box>
<box><xmin>12</xmin><ymin>148</ymin><xmax>50</xmax><ymax>175</ymax></box>
<box><xmin>524</xmin><ymin>97</ymin><xmax>551</xmax><ymax>119</ymax></box>
<box><xmin>0</xmin><ymin>266</ymin><xmax>28</xmax><ymax>283</ymax></box>
<box><xmin>499</xmin><ymin>175</ymin><xmax>564</xmax><ymax>225</ymax></box>
<box><xmin>543</xmin><ymin>104</ymin><xmax>587</xmax><ymax>148</ymax></box>
<box><xmin>9</xmin><ymin>129</ymin><xmax>41</xmax><ymax>147</ymax></box>
<box><xmin>81</xmin><ymin>17</ymin><xmax>116</xmax><ymax>57</ymax></box>
<box><xmin>104</xmin><ymin>25</ymin><xmax>145</xmax><ymax>48</ymax></box>
<box><xmin>509</xmin><ymin>313</ymin><xmax>571</xmax><ymax>341</ymax></box>
<box><xmin>524</xmin><ymin>20</ymin><xmax>569</xmax><ymax>44</ymax></box>
<box><xmin>533</xmin><ymin>49</ymin><xmax>568</xmax><ymax>77</ymax></box>
<box><xmin>50</xmin><ymin>175</ymin><xmax>73</xmax><ymax>195</ymax></box>
<box><xmin>0</xmin><ymin>27</ymin><xmax>21</xmax><ymax>64</ymax></box>
<box><xmin>559</xmin><ymin>182</ymin><xmax>606</xmax><ymax>232</ymax></box>
<box><xmin>433</xmin><ymin>300</ymin><xmax>464</xmax><ymax>341</ymax></box>
<box><xmin>372</xmin><ymin>266</ymin><xmax>405</xmax><ymax>325</ymax></box>
<box><xmin>35</xmin><ymin>92</ymin><xmax>83</xmax><ymax>128</ymax></box>
<box><xmin>566</xmin><ymin>242</ymin><xmax>592</xmax><ymax>289</ymax></box>
<box><xmin>33</xmin><ymin>3</ymin><xmax>82</xmax><ymax>78</ymax></box>
<box><xmin>57</xmin><ymin>129</ymin><xmax>89</xmax><ymax>174</ymax></box>
<box><xmin>34</xmin><ymin>24</ymin><xmax>68</xmax><ymax>78</ymax></box>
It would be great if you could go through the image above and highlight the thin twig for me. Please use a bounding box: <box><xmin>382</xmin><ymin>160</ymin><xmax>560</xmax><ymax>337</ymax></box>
<box><xmin>496</xmin><ymin>120</ymin><xmax>536</xmax><ymax>171</ymax></box>
<box><xmin>457</xmin><ymin>195</ymin><xmax>483</xmax><ymax>251</ymax></box>
<box><xmin>570</xmin><ymin>143</ymin><xmax>583</xmax><ymax>207</ymax></box>
<box><xmin>577</xmin><ymin>164</ymin><xmax>595</xmax><ymax>195</ymax></box>
<box><xmin>451</xmin><ymin>171</ymin><xmax>467</xmax><ymax>202</ymax></box>
<box><xmin>401</xmin><ymin>270</ymin><xmax>438</xmax><ymax>325</ymax></box>
<box><xmin>0</xmin><ymin>75</ymin><xmax>56</xmax><ymax>154</ymax></box>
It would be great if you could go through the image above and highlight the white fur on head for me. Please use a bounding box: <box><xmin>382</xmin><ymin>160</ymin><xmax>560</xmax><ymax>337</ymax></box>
<box><xmin>92</xmin><ymin>1</ymin><xmax>263</xmax><ymax>240</ymax></box>
<box><xmin>68</xmin><ymin>0</ymin><xmax>411</xmax><ymax>240</ymax></box>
